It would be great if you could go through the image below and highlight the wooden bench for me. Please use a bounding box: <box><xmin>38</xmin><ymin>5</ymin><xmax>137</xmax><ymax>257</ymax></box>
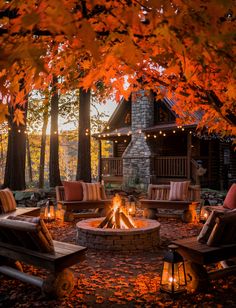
<box><xmin>0</xmin><ymin>218</ymin><xmax>87</xmax><ymax>298</ymax></box>
<box><xmin>56</xmin><ymin>186</ymin><xmax>111</xmax><ymax>221</ymax></box>
<box><xmin>141</xmin><ymin>184</ymin><xmax>201</xmax><ymax>222</ymax></box>
<box><xmin>0</xmin><ymin>207</ymin><xmax>40</xmax><ymax>219</ymax></box>
<box><xmin>173</xmin><ymin>237</ymin><xmax>236</xmax><ymax>291</ymax></box>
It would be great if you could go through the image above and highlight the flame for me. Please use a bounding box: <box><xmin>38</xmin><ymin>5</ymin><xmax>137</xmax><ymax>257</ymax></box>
<box><xmin>98</xmin><ymin>194</ymin><xmax>136</xmax><ymax>229</ymax></box>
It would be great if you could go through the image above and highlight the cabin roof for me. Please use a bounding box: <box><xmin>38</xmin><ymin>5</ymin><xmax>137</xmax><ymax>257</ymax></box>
<box><xmin>142</xmin><ymin>123</ymin><xmax>197</xmax><ymax>133</ymax></box>
<box><xmin>93</xmin><ymin>95</ymin><xmax>202</xmax><ymax>139</ymax></box>
<box><xmin>93</xmin><ymin>126</ymin><xmax>131</xmax><ymax>139</ymax></box>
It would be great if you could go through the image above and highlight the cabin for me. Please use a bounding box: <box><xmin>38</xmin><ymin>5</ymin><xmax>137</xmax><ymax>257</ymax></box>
<box><xmin>93</xmin><ymin>91</ymin><xmax>236</xmax><ymax>190</ymax></box>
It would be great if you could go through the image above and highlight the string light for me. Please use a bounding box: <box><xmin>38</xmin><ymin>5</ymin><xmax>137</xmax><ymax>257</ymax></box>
<box><xmin>115</xmin><ymin>140</ymin><xmax>118</xmax><ymax>143</ymax></box>
<box><xmin>138</xmin><ymin>130</ymin><xmax>142</xmax><ymax>134</ymax></box>
<box><xmin>147</xmin><ymin>134</ymin><xmax>150</xmax><ymax>138</ymax></box>
<box><xmin>182</xmin><ymin>128</ymin><xmax>185</xmax><ymax>131</ymax></box>
<box><xmin>18</xmin><ymin>129</ymin><xmax>21</xmax><ymax>133</ymax></box>
<box><xmin>144</xmin><ymin>136</ymin><xmax>147</xmax><ymax>139</ymax></box>
<box><xmin>159</xmin><ymin>131</ymin><xmax>162</xmax><ymax>134</ymax></box>
<box><xmin>124</xmin><ymin>139</ymin><xmax>127</xmax><ymax>143</ymax></box>
<box><xmin>154</xmin><ymin>135</ymin><xmax>157</xmax><ymax>138</ymax></box>
<box><xmin>117</xmin><ymin>133</ymin><xmax>121</xmax><ymax>136</ymax></box>
<box><xmin>106</xmin><ymin>126</ymin><xmax>110</xmax><ymax>129</ymax></box>
<box><xmin>54</xmin><ymin>131</ymin><xmax>57</xmax><ymax>134</ymax></box>
<box><xmin>189</xmin><ymin>131</ymin><xmax>192</xmax><ymax>134</ymax></box>
<box><xmin>98</xmin><ymin>134</ymin><xmax>101</xmax><ymax>138</ymax></box>
<box><xmin>163</xmin><ymin>133</ymin><xmax>166</xmax><ymax>136</ymax></box>
<box><xmin>173</xmin><ymin>130</ymin><xmax>176</xmax><ymax>133</ymax></box>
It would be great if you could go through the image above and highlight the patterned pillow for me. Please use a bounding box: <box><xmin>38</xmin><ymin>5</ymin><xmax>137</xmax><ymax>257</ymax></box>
<box><xmin>169</xmin><ymin>181</ymin><xmax>190</xmax><ymax>201</ymax></box>
<box><xmin>82</xmin><ymin>183</ymin><xmax>102</xmax><ymax>201</ymax></box>
<box><xmin>0</xmin><ymin>188</ymin><xmax>17</xmax><ymax>213</ymax></box>
<box><xmin>207</xmin><ymin>211</ymin><xmax>236</xmax><ymax>246</ymax></box>
<box><xmin>7</xmin><ymin>215</ymin><xmax>54</xmax><ymax>253</ymax></box>
<box><xmin>197</xmin><ymin>210</ymin><xmax>224</xmax><ymax>244</ymax></box>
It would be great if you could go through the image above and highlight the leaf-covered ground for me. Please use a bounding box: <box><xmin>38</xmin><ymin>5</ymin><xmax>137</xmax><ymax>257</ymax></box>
<box><xmin>0</xmin><ymin>218</ymin><xmax>236</xmax><ymax>307</ymax></box>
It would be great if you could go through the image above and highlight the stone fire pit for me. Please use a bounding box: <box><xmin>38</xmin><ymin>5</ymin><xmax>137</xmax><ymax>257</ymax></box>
<box><xmin>76</xmin><ymin>218</ymin><xmax>160</xmax><ymax>252</ymax></box>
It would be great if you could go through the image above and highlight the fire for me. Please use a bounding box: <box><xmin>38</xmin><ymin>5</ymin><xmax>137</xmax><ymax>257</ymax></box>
<box><xmin>98</xmin><ymin>194</ymin><xmax>136</xmax><ymax>229</ymax></box>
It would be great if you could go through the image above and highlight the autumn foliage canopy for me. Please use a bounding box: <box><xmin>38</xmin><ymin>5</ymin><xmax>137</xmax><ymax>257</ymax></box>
<box><xmin>0</xmin><ymin>0</ymin><xmax>235</xmax><ymax>137</ymax></box>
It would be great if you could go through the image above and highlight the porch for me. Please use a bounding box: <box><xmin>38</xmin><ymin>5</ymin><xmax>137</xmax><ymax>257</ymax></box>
<box><xmin>99</xmin><ymin>156</ymin><xmax>204</xmax><ymax>186</ymax></box>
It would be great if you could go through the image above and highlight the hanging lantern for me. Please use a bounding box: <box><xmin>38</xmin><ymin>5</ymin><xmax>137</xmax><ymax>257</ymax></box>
<box><xmin>44</xmin><ymin>198</ymin><xmax>55</xmax><ymax>222</ymax></box>
<box><xmin>160</xmin><ymin>244</ymin><xmax>187</xmax><ymax>294</ymax></box>
<box><xmin>127</xmin><ymin>195</ymin><xmax>136</xmax><ymax>217</ymax></box>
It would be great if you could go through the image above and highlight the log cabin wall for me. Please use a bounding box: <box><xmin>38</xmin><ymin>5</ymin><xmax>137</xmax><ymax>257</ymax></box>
<box><xmin>113</xmin><ymin>141</ymin><xmax>129</xmax><ymax>157</ymax></box>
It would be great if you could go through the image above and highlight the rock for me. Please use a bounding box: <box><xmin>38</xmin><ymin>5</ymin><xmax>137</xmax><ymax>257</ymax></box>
<box><xmin>37</xmin><ymin>199</ymin><xmax>47</xmax><ymax>208</ymax></box>
<box><xmin>14</xmin><ymin>191</ymin><xmax>33</xmax><ymax>201</ymax></box>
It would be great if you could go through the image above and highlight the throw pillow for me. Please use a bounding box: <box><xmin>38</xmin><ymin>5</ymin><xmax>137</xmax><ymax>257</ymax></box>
<box><xmin>82</xmin><ymin>182</ymin><xmax>102</xmax><ymax>201</ymax></box>
<box><xmin>169</xmin><ymin>181</ymin><xmax>190</xmax><ymax>201</ymax></box>
<box><xmin>223</xmin><ymin>183</ymin><xmax>236</xmax><ymax>210</ymax></box>
<box><xmin>0</xmin><ymin>188</ymin><xmax>17</xmax><ymax>213</ymax></box>
<box><xmin>207</xmin><ymin>211</ymin><xmax>236</xmax><ymax>246</ymax></box>
<box><xmin>63</xmin><ymin>181</ymin><xmax>83</xmax><ymax>201</ymax></box>
<box><xmin>0</xmin><ymin>199</ymin><xmax>3</xmax><ymax>214</ymax></box>
<box><xmin>197</xmin><ymin>210</ymin><xmax>224</xmax><ymax>244</ymax></box>
<box><xmin>7</xmin><ymin>215</ymin><xmax>54</xmax><ymax>253</ymax></box>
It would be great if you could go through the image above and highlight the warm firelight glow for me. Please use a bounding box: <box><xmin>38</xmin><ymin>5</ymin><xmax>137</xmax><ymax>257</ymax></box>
<box><xmin>98</xmin><ymin>194</ymin><xmax>136</xmax><ymax>229</ymax></box>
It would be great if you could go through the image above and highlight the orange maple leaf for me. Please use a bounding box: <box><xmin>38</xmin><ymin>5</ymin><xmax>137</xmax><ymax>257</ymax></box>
<box><xmin>0</xmin><ymin>103</ymin><xmax>9</xmax><ymax>123</ymax></box>
<box><xmin>13</xmin><ymin>108</ymin><xmax>25</xmax><ymax>126</ymax></box>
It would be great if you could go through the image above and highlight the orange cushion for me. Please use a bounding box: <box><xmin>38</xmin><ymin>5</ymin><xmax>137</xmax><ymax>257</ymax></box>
<box><xmin>0</xmin><ymin>188</ymin><xmax>17</xmax><ymax>213</ymax></box>
<box><xmin>63</xmin><ymin>181</ymin><xmax>83</xmax><ymax>201</ymax></box>
<box><xmin>223</xmin><ymin>183</ymin><xmax>236</xmax><ymax>210</ymax></box>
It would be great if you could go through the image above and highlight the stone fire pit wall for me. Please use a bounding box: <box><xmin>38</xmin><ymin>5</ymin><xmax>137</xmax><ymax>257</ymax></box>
<box><xmin>76</xmin><ymin>218</ymin><xmax>160</xmax><ymax>252</ymax></box>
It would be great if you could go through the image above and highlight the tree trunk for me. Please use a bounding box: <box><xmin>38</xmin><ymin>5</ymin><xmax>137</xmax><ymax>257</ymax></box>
<box><xmin>26</xmin><ymin>135</ymin><xmax>33</xmax><ymax>184</ymax></box>
<box><xmin>76</xmin><ymin>88</ymin><xmax>91</xmax><ymax>182</ymax></box>
<box><xmin>49</xmin><ymin>76</ymin><xmax>61</xmax><ymax>188</ymax></box>
<box><xmin>4</xmin><ymin>105</ymin><xmax>27</xmax><ymax>190</ymax></box>
<box><xmin>38</xmin><ymin>104</ymin><xmax>49</xmax><ymax>188</ymax></box>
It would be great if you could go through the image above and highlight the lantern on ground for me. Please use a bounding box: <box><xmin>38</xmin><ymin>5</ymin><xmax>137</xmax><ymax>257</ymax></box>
<box><xmin>160</xmin><ymin>244</ymin><xmax>187</xmax><ymax>294</ymax></box>
<box><xmin>44</xmin><ymin>198</ymin><xmax>55</xmax><ymax>222</ymax></box>
<box><xmin>200</xmin><ymin>207</ymin><xmax>210</xmax><ymax>222</ymax></box>
<box><xmin>56</xmin><ymin>204</ymin><xmax>65</xmax><ymax>223</ymax></box>
<box><xmin>127</xmin><ymin>195</ymin><xmax>136</xmax><ymax>216</ymax></box>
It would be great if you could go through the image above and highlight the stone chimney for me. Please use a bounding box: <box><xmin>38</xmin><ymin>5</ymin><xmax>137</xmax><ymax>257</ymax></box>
<box><xmin>123</xmin><ymin>90</ymin><xmax>154</xmax><ymax>188</ymax></box>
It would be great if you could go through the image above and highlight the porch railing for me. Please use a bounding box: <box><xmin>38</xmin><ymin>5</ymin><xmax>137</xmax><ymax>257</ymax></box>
<box><xmin>101</xmin><ymin>157</ymin><xmax>123</xmax><ymax>176</ymax></box>
<box><xmin>153</xmin><ymin>156</ymin><xmax>188</xmax><ymax>177</ymax></box>
<box><xmin>100</xmin><ymin>156</ymin><xmax>202</xmax><ymax>181</ymax></box>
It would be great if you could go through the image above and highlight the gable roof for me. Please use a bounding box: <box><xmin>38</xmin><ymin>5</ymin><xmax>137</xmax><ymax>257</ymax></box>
<box><xmin>93</xmin><ymin>95</ymin><xmax>203</xmax><ymax>139</ymax></box>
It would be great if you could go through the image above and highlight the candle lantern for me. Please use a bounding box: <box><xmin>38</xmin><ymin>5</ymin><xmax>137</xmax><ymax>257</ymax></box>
<box><xmin>56</xmin><ymin>204</ymin><xmax>65</xmax><ymax>223</ymax></box>
<box><xmin>160</xmin><ymin>244</ymin><xmax>187</xmax><ymax>294</ymax></box>
<box><xmin>127</xmin><ymin>195</ymin><xmax>136</xmax><ymax>216</ymax></box>
<box><xmin>200</xmin><ymin>206</ymin><xmax>210</xmax><ymax>222</ymax></box>
<box><xmin>44</xmin><ymin>198</ymin><xmax>55</xmax><ymax>222</ymax></box>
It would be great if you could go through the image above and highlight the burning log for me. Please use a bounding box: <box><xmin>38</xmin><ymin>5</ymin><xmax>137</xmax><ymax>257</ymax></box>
<box><xmin>98</xmin><ymin>194</ymin><xmax>136</xmax><ymax>229</ymax></box>
<box><xmin>115</xmin><ymin>208</ymin><xmax>120</xmax><ymax>229</ymax></box>
<box><xmin>120</xmin><ymin>212</ymin><xmax>135</xmax><ymax>228</ymax></box>
<box><xmin>97</xmin><ymin>209</ymin><xmax>114</xmax><ymax>228</ymax></box>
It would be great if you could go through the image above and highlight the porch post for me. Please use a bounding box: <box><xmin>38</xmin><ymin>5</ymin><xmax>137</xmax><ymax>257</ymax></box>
<box><xmin>98</xmin><ymin>139</ymin><xmax>102</xmax><ymax>182</ymax></box>
<box><xmin>187</xmin><ymin>133</ymin><xmax>192</xmax><ymax>180</ymax></box>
